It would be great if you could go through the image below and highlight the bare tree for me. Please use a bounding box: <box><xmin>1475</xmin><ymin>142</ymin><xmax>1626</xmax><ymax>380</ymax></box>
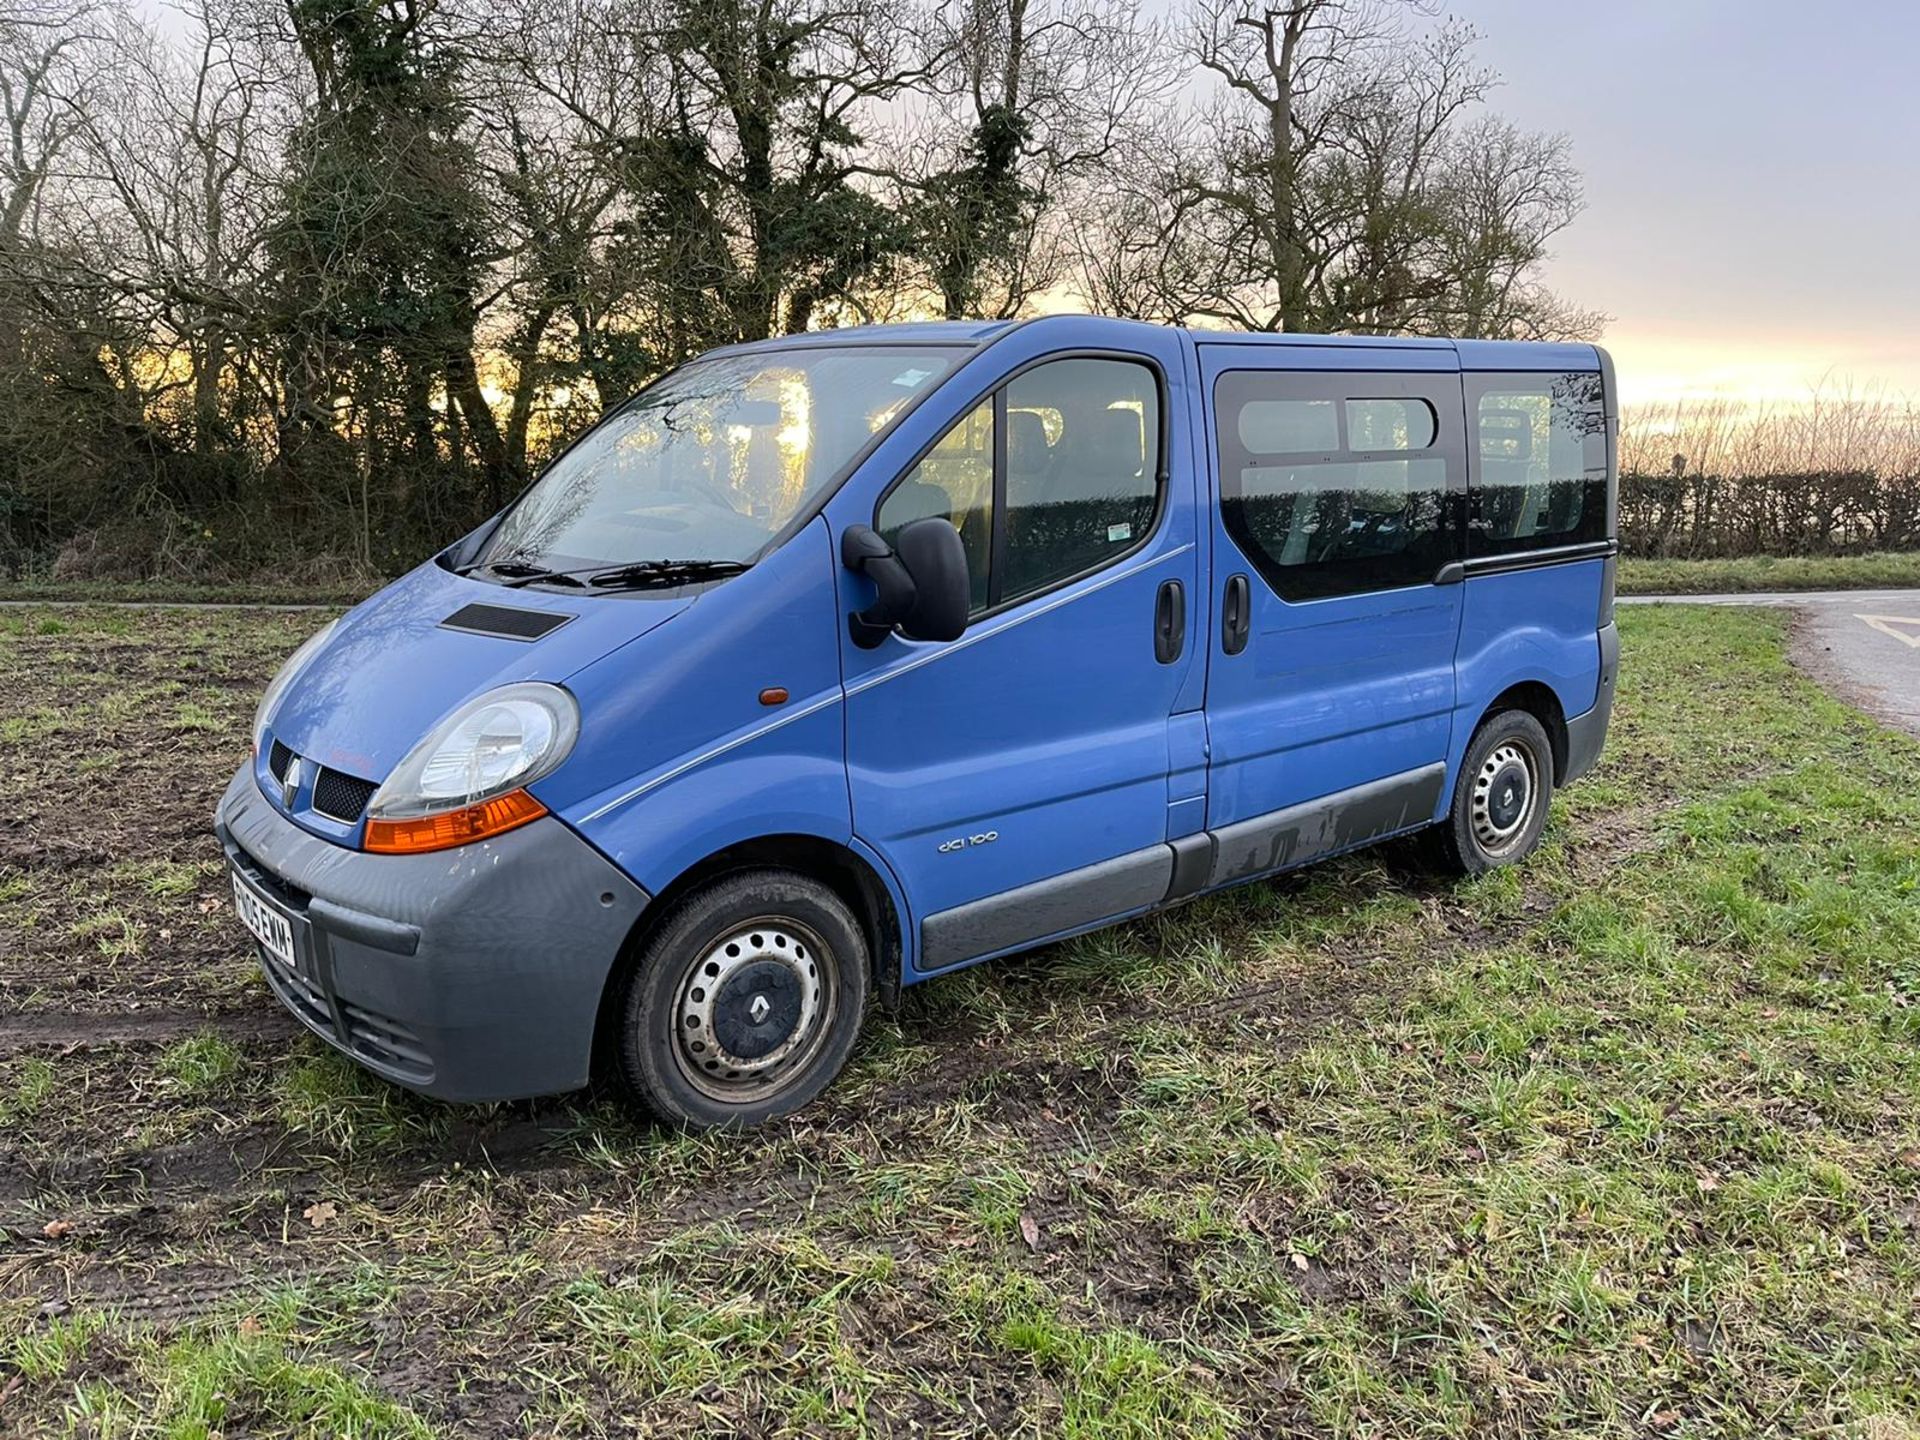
<box><xmin>515</xmin><ymin>0</ymin><xmax>941</xmax><ymax>350</ymax></box>
<box><xmin>1148</xmin><ymin>0</ymin><xmax>1594</xmax><ymax>337</ymax></box>
<box><xmin>0</xmin><ymin>0</ymin><xmax>1611</xmax><ymax>584</ymax></box>
<box><xmin>72</xmin><ymin>3</ymin><xmax>280</xmax><ymax>462</ymax></box>
<box><xmin>1424</xmin><ymin>116</ymin><xmax>1603</xmax><ymax>339</ymax></box>
<box><xmin>0</xmin><ymin>1</ymin><xmax>106</xmax><ymax>246</ymax></box>
<box><xmin>891</xmin><ymin>0</ymin><xmax>1177</xmax><ymax>319</ymax></box>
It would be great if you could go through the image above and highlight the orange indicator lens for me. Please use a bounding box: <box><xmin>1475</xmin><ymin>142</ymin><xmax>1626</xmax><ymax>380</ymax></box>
<box><xmin>363</xmin><ymin>788</ymin><xmax>547</xmax><ymax>854</ymax></box>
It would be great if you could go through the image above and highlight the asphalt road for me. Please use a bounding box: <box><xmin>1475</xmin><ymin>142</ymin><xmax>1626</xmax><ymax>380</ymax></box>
<box><xmin>1623</xmin><ymin>589</ymin><xmax>1920</xmax><ymax>737</ymax></box>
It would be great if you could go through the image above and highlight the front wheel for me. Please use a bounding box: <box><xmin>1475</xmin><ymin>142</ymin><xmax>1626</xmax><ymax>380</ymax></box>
<box><xmin>1430</xmin><ymin>710</ymin><xmax>1555</xmax><ymax>875</ymax></box>
<box><xmin>615</xmin><ymin>869</ymin><xmax>870</xmax><ymax>1130</ymax></box>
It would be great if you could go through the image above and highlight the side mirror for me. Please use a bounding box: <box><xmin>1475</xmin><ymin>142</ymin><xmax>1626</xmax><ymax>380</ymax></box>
<box><xmin>841</xmin><ymin>519</ymin><xmax>970</xmax><ymax>649</ymax></box>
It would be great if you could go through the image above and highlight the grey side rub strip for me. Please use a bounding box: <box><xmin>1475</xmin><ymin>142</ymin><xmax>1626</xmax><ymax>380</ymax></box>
<box><xmin>917</xmin><ymin>763</ymin><xmax>1447</xmax><ymax>973</ymax></box>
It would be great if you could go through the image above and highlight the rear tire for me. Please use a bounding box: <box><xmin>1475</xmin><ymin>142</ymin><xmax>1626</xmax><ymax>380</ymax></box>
<box><xmin>1430</xmin><ymin>710</ymin><xmax>1555</xmax><ymax>876</ymax></box>
<box><xmin>615</xmin><ymin>869</ymin><xmax>869</xmax><ymax>1130</ymax></box>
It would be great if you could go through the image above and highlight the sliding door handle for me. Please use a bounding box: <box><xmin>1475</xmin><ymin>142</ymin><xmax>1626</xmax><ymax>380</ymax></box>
<box><xmin>1222</xmin><ymin>573</ymin><xmax>1250</xmax><ymax>655</ymax></box>
<box><xmin>1154</xmin><ymin>579</ymin><xmax>1185</xmax><ymax>664</ymax></box>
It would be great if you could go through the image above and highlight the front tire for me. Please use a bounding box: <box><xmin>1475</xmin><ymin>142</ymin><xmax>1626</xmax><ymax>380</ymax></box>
<box><xmin>1431</xmin><ymin>710</ymin><xmax>1555</xmax><ymax>875</ymax></box>
<box><xmin>615</xmin><ymin>869</ymin><xmax>869</xmax><ymax>1130</ymax></box>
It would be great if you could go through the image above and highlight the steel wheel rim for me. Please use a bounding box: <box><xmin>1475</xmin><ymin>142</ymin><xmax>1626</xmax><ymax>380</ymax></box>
<box><xmin>672</xmin><ymin>916</ymin><xmax>834</xmax><ymax>1104</ymax></box>
<box><xmin>1470</xmin><ymin>738</ymin><xmax>1540</xmax><ymax>856</ymax></box>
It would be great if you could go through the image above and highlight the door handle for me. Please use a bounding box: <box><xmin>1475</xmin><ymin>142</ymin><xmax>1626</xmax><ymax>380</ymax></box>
<box><xmin>1154</xmin><ymin>580</ymin><xmax>1185</xmax><ymax>664</ymax></box>
<box><xmin>1222</xmin><ymin>573</ymin><xmax>1250</xmax><ymax>655</ymax></box>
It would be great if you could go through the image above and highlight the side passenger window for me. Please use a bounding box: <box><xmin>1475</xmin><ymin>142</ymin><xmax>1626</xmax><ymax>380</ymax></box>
<box><xmin>1215</xmin><ymin>372</ymin><xmax>1460</xmax><ymax>601</ymax></box>
<box><xmin>877</xmin><ymin>358</ymin><xmax>1163</xmax><ymax>617</ymax></box>
<box><xmin>1002</xmin><ymin>360</ymin><xmax>1160</xmax><ymax>601</ymax></box>
<box><xmin>1468</xmin><ymin>372</ymin><xmax>1608</xmax><ymax>555</ymax></box>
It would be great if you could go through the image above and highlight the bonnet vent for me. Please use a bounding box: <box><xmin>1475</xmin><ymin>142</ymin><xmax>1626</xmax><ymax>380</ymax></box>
<box><xmin>439</xmin><ymin>602</ymin><xmax>574</xmax><ymax>641</ymax></box>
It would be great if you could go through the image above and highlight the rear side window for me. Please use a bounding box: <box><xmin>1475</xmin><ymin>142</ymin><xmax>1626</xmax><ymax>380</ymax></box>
<box><xmin>1467</xmin><ymin>372</ymin><xmax>1608</xmax><ymax>555</ymax></box>
<box><xmin>878</xmin><ymin>356</ymin><xmax>1163</xmax><ymax>616</ymax></box>
<box><xmin>1215</xmin><ymin>371</ymin><xmax>1462</xmax><ymax>601</ymax></box>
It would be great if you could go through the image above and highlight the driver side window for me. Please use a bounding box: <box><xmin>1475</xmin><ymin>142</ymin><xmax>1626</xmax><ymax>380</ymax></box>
<box><xmin>876</xmin><ymin>358</ymin><xmax>1162</xmax><ymax>618</ymax></box>
<box><xmin>877</xmin><ymin>398</ymin><xmax>994</xmax><ymax>615</ymax></box>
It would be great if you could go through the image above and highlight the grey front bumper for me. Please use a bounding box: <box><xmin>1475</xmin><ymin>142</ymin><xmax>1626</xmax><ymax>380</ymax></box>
<box><xmin>215</xmin><ymin>766</ymin><xmax>650</xmax><ymax>1102</ymax></box>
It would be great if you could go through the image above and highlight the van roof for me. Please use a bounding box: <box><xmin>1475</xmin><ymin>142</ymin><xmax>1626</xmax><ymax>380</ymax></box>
<box><xmin>728</xmin><ymin>315</ymin><xmax>1600</xmax><ymax>371</ymax></box>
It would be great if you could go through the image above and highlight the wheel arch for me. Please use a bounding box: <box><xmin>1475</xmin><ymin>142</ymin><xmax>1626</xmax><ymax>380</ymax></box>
<box><xmin>591</xmin><ymin>833</ymin><xmax>905</xmax><ymax>1073</ymax></box>
<box><xmin>1479</xmin><ymin>680</ymin><xmax>1570</xmax><ymax>782</ymax></box>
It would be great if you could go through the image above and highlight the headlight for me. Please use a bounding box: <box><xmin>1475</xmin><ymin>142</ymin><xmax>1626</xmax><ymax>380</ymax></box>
<box><xmin>363</xmin><ymin>683</ymin><xmax>578</xmax><ymax>853</ymax></box>
<box><xmin>253</xmin><ymin>619</ymin><xmax>338</xmax><ymax>749</ymax></box>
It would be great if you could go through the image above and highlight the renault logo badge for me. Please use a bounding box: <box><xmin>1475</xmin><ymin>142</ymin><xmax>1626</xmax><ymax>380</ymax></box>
<box><xmin>281</xmin><ymin>756</ymin><xmax>303</xmax><ymax>810</ymax></box>
<box><xmin>749</xmin><ymin>994</ymin><xmax>771</xmax><ymax>1025</ymax></box>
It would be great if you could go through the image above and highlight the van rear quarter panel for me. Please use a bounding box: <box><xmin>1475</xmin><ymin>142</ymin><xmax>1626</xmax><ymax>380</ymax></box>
<box><xmin>1450</xmin><ymin>559</ymin><xmax>1605</xmax><ymax>786</ymax></box>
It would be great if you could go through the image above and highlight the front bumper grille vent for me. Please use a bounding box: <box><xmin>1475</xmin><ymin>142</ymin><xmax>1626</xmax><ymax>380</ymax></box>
<box><xmin>339</xmin><ymin>1000</ymin><xmax>433</xmax><ymax>1080</ymax></box>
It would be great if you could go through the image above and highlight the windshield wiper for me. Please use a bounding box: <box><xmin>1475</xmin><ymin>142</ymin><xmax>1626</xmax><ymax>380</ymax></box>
<box><xmin>460</xmin><ymin>555</ymin><xmax>749</xmax><ymax>591</ymax></box>
<box><xmin>457</xmin><ymin>559</ymin><xmax>588</xmax><ymax>588</ymax></box>
<box><xmin>583</xmin><ymin>559</ymin><xmax>752</xmax><ymax>590</ymax></box>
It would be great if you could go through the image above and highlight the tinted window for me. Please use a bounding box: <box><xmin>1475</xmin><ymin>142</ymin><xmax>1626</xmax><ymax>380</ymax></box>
<box><xmin>1346</xmin><ymin>398</ymin><xmax>1437</xmax><ymax>450</ymax></box>
<box><xmin>876</xmin><ymin>357</ymin><xmax>1163</xmax><ymax>618</ymax></box>
<box><xmin>1239</xmin><ymin>399</ymin><xmax>1337</xmax><ymax>453</ymax></box>
<box><xmin>1216</xmin><ymin>372</ymin><xmax>1461</xmax><ymax>601</ymax></box>
<box><xmin>1468</xmin><ymin>372</ymin><xmax>1608</xmax><ymax>555</ymax></box>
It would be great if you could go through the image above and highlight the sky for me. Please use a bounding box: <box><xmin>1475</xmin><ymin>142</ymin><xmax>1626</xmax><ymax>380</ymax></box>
<box><xmin>1434</xmin><ymin>0</ymin><xmax>1920</xmax><ymax>407</ymax></box>
<box><xmin>131</xmin><ymin>0</ymin><xmax>1918</xmax><ymax>410</ymax></box>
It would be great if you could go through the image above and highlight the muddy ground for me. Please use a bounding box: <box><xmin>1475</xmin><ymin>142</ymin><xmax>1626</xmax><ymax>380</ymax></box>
<box><xmin>3</xmin><ymin>603</ymin><xmax>1917</xmax><ymax>1438</ymax></box>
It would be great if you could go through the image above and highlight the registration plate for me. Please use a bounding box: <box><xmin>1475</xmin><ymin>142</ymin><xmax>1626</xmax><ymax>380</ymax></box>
<box><xmin>231</xmin><ymin>868</ymin><xmax>296</xmax><ymax>970</ymax></box>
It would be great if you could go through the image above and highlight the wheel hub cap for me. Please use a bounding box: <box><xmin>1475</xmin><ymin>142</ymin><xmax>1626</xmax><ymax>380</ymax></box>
<box><xmin>1471</xmin><ymin>741</ymin><xmax>1537</xmax><ymax>852</ymax></box>
<box><xmin>676</xmin><ymin>923</ymin><xmax>824</xmax><ymax>1091</ymax></box>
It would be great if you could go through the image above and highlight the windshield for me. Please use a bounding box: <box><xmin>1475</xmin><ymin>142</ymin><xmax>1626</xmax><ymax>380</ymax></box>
<box><xmin>478</xmin><ymin>345</ymin><xmax>967</xmax><ymax>577</ymax></box>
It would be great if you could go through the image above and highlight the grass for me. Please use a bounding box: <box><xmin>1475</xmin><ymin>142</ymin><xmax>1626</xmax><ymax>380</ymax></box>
<box><xmin>160</xmin><ymin>1033</ymin><xmax>245</xmax><ymax>1093</ymax></box>
<box><xmin>1618</xmin><ymin>549</ymin><xmax>1920</xmax><ymax>594</ymax></box>
<box><xmin>4</xmin><ymin>1290</ymin><xmax>433</xmax><ymax>1438</ymax></box>
<box><xmin>0</xmin><ymin>577</ymin><xmax>368</xmax><ymax>605</ymax></box>
<box><xmin>1</xmin><ymin>602</ymin><xmax>1918</xmax><ymax>1436</ymax></box>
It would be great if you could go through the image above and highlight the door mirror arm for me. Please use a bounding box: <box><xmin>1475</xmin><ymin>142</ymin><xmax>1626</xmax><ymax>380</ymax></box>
<box><xmin>841</xmin><ymin>520</ymin><xmax>970</xmax><ymax>649</ymax></box>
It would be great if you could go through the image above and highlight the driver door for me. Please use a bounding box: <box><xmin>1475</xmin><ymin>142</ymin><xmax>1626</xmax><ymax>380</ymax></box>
<box><xmin>836</xmin><ymin>334</ymin><xmax>1203</xmax><ymax>974</ymax></box>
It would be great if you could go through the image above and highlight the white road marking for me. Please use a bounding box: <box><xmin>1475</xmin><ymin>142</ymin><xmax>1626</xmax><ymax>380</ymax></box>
<box><xmin>1855</xmin><ymin>614</ymin><xmax>1920</xmax><ymax>649</ymax></box>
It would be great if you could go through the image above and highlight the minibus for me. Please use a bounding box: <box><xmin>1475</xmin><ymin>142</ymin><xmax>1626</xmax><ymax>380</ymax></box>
<box><xmin>217</xmin><ymin>316</ymin><xmax>1619</xmax><ymax>1129</ymax></box>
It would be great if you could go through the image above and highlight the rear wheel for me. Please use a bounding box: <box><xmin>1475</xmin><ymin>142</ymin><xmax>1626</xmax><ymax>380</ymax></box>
<box><xmin>616</xmin><ymin>869</ymin><xmax>869</xmax><ymax>1130</ymax></box>
<box><xmin>1430</xmin><ymin>710</ymin><xmax>1555</xmax><ymax>875</ymax></box>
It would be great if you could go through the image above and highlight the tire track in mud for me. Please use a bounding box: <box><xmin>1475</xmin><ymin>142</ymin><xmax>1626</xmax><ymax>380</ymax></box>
<box><xmin>3</xmin><ymin>813</ymin><xmax>1686</xmax><ymax>1332</ymax></box>
<box><xmin>0</xmin><ymin>1005</ymin><xmax>299</xmax><ymax>1051</ymax></box>
<box><xmin>0</xmin><ymin>913</ymin><xmax>1465</xmax><ymax>1238</ymax></box>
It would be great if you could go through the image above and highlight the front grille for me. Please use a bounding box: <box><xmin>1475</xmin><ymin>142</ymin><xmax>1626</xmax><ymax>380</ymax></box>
<box><xmin>268</xmin><ymin>738</ymin><xmax>295</xmax><ymax>781</ymax></box>
<box><xmin>313</xmin><ymin>767</ymin><xmax>379</xmax><ymax>823</ymax></box>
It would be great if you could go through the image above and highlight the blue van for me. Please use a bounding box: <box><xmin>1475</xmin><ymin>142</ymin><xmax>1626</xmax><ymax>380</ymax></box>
<box><xmin>217</xmin><ymin>316</ymin><xmax>1618</xmax><ymax>1129</ymax></box>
